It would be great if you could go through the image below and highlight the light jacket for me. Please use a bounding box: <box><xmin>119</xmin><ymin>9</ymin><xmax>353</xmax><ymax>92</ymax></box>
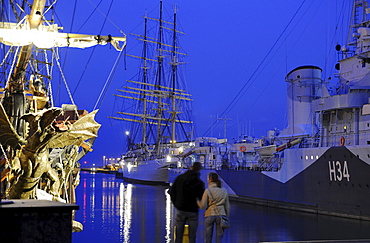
<box><xmin>197</xmin><ymin>182</ymin><xmax>230</xmax><ymax>217</ymax></box>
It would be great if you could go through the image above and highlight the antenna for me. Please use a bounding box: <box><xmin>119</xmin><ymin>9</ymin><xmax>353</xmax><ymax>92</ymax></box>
<box><xmin>217</xmin><ymin>115</ymin><xmax>232</xmax><ymax>139</ymax></box>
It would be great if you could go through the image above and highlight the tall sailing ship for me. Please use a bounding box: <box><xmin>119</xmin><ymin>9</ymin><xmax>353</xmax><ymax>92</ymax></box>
<box><xmin>111</xmin><ymin>1</ymin><xmax>194</xmax><ymax>185</ymax></box>
<box><xmin>0</xmin><ymin>0</ymin><xmax>126</xmax><ymax>229</ymax></box>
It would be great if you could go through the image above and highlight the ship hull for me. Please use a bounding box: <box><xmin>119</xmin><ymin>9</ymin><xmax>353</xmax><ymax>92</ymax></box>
<box><xmin>125</xmin><ymin>145</ymin><xmax>370</xmax><ymax>220</ymax></box>
<box><xmin>208</xmin><ymin>146</ymin><xmax>370</xmax><ymax>220</ymax></box>
<box><xmin>117</xmin><ymin>159</ymin><xmax>172</xmax><ymax>186</ymax></box>
<box><xmin>169</xmin><ymin>146</ymin><xmax>370</xmax><ymax>220</ymax></box>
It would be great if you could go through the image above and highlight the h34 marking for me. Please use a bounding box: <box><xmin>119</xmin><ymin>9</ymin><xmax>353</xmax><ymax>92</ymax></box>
<box><xmin>328</xmin><ymin>161</ymin><xmax>350</xmax><ymax>182</ymax></box>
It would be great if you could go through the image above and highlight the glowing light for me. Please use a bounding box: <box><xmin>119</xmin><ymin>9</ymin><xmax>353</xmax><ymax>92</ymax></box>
<box><xmin>127</xmin><ymin>163</ymin><xmax>135</xmax><ymax>173</ymax></box>
<box><xmin>166</xmin><ymin>155</ymin><xmax>172</xmax><ymax>162</ymax></box>
<box><xmin>0</xmin><ymin>21</ymin><xmax>126</xmax><ymax>50</ymax></box>
<box><xmin>178</xmin><ymin>147</ymin><xmax>184</xmax><ymax>153</ymax></box>
<box><xmin>0</xmin><ymin>28</ymin><xmax>59</xmax><ymax>48</ymax></box>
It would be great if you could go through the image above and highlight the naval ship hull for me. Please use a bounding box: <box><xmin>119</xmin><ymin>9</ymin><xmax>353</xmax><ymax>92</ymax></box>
<box><xmin>213</xmin><ymin>146</ymin><xmax>370</xmax><ymax>220</ymax></box>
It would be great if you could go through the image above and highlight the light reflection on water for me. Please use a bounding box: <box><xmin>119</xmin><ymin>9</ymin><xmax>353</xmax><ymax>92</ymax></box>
<box><xmin>165</xmin><ymin>188</ymin><xmax>172</xmax><ymax>243</ymax></box>
<box><xmin>90</xmin><ymin>174</ymin><xmax>95</xmax><ymax>221</ymax></box>
<box><xmin>121</xmin><ymin>183</ymin><xmax>132</xmax><ymax>242</ymax></box>
<box><xmin>74</xmin><ymin>172</ymin><xmax>174</xmax><ymax>242</ymax></box>
<box><xmin>73</xmin><ymin>172</ymin><xmax>370</xmax><ymax>243</ymax></box>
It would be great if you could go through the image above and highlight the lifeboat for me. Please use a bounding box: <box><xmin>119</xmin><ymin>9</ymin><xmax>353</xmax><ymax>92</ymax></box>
<box><xmin>276</xmin><ymin>138</ymin><xmax>302</xmax><ymax>152</ymax></box>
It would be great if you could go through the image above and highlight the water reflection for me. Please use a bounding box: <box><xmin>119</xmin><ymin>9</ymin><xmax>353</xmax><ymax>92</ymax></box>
<box><xmin>74</xmin><ymin>172</ymin><xmax>174</xmax><ymax>242</ymax></box>
<box><xmin>90</xmin><ymin>174</ymin><xmax>95</xmax><ymax>221</ymax></box>
<box><xmin>165</xmin><ymin>188</ymin><xmax>172</xmax><ymax>243</ymax></box>
<box><xmin>120</xmin><ymin>183</ymin><xmax>132</xmax><ymax>242</ymax></box>
<box><xmin>73</xmin><ymin>172</ymin><xmax>370</xmax><ymax>243</ymax></box>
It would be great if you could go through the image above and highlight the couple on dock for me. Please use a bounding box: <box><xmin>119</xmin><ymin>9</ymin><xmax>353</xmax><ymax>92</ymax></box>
<box><xmin>169</xmin><ymin>162</ymin><xmax>230</xmax><ymax>243</ymax></box>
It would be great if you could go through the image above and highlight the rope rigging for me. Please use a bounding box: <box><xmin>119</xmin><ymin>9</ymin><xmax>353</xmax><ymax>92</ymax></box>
<box><xmin>60</xmin><ymin>0</ymin><xmax>126</xmax><ymax>110</ymax></box>
<box><xmin>202</xmin><ymin>0</ymin><xmax>307</xmax><ymax>137</ymax></box>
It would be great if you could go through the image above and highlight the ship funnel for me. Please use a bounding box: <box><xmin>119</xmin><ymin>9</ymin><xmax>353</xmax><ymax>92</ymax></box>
<box><xmin>279</xmin><ymin>66</ymin><xmax>323</xmax><ymax>138</ymax></box>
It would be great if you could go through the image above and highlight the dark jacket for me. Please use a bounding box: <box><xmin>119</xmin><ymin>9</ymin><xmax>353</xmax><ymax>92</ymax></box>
<box><xmin>170</xmin><ymin>170</ymin><xmax>205</xmax><ymax>212</ymax></box>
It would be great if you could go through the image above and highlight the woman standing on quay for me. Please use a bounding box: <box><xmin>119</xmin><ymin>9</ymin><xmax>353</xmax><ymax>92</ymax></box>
<box><xmin>197</xmin><ymin>172</ymin><xmax>230</xmax><ymax>243</ymax></box>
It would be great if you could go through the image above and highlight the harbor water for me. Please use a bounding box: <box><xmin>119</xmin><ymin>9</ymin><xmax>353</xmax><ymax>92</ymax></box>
<box><xmin>72</xmin><ymin>172</ymin><xmax>370</xmax><ymax>243</ymax></box>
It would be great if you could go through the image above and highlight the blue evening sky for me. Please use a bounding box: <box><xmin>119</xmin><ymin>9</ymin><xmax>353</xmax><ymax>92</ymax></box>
<box><xmin>54</xmin><ymin>0</ymin><xmax>351</xmax><ymax>165</ymax></box>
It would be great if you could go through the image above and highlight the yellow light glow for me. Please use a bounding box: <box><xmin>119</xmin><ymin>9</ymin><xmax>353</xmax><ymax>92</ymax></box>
<box><xmin>178</xmin><ymin>147</ymin><xmax>184</xmax><ymax>153</ymax></box>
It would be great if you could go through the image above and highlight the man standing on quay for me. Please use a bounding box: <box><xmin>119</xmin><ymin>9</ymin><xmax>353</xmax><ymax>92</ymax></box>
<box><xmin>170</xmin><ymin>162</ymin><xmax>205</xmax><ymax>243</ymax></box>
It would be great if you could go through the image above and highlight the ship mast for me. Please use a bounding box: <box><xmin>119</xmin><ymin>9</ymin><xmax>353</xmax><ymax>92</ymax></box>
<box><xmin>4</xmin><ymin>0</ymin><xmax>47</xmax><ymax>137</ymax></box>
<box><xmin>170</xmin><ymin>4</ymin><xmax>178</xmax><ymax>148</ymax></box>
<box><xmin>142</xmin><ymin>13</ymin><xmax>149</xmax><ymax>145</ymax></box>
<box><xmin>110</xmin><ymin>1</ymin><xmax>193</xmax><ymax>155</ymax></box>
<box><xmin>1</xmin><ymin>0</ymin><xmax>126</xmax><ymax>139</ymax></box>
<box><xmin>155</xmin><ymin>0</ymin><xmax>165</xmax><ymax>155</ymax></box>
<box><xmin>345</xmin><ymin>1</ymin><xmax>370</xmax><ymax>55</ymax></box>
